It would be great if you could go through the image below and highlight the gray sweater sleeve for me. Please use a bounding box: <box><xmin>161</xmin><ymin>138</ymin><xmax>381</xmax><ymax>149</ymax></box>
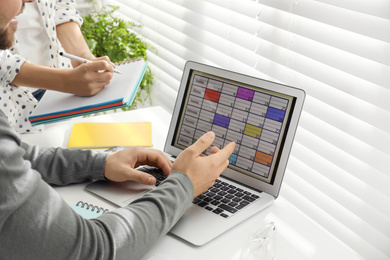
<box><xmin>21</xmin><ymin>141</ymin><xmax>108</xmax><ymax>185</ymax></box>
<box><xmin>0</xmin><ymin>112</ymin><xmax>194</xmax><ymax>260</ymax></box>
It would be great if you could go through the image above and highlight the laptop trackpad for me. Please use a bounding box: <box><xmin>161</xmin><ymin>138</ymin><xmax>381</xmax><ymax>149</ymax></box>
<box><xmin>85</xmin><ymin>180</ymin><xmax>153</xmax><ymax>207</ymax></box>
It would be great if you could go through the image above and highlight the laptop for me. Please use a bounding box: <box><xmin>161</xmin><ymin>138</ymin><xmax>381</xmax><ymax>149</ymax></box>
<box><xmin>86</xmin><ymin>61</ymin><xmax>305</xmax><ymax>246</ymax></box>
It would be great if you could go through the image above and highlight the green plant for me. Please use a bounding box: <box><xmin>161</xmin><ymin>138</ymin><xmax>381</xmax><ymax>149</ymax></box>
<box><xmin>81</xmin><ymin>4</ymin><xmax>154</xmax><ymax>110</ymax></box>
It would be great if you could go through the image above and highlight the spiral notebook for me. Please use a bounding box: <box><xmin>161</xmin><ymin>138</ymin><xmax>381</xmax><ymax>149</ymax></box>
<box><xmin>71</xmin><ymin>201</ymin><xmax>109</xmax><ymax>219</ymax></box>
<box><xmin>28</xmin><ymin>58</ymin><xmax>148</xmax><ymax>126</ymax></box>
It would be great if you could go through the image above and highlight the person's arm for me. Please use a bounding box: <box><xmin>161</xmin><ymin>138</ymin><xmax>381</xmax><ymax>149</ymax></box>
<box><xmin>9</xmin><ymin>0</ymin><xmax>114</xmax><ymax>96</ymax></box>
<box><xmin>21</xmin><ymin>144</ymin><xmax>172</xmax><ymax>187</ymax></box>
<box><xmin>9</xmin><ymin>1</ymin><xmax>114</xmax><ymax>96</ymax></box>
<box><xmin>56</xmin><ymin>21</ymin><xmax>96</xmax><ymax>67</ymax></box>
<box><xmin>21</xmin><ymin>141</ymin><xmax>108</xmax><ymax>185</ymax></box>
<box><xmin>0</xmin><ymin>111</ymin><xmax>193</xmax><ymax>259</ymax></box>
<box><xmin>55</xmin><ymin>0</ymin><xmax>112</xmax><ymax>68</ymax></box>
<box><xmin>10</xmin><ymin>60</ymin><xmax>113</xmax><ymax>96</ymax></box>
<box><xmin>0</xmin><ymin>110</ymin><xmax>235</xmax><ymax>259</ymax></box>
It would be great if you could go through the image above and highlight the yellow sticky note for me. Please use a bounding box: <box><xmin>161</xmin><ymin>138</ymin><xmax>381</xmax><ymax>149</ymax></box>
<box><xmin>67</xmin><ymin>122</ymin><xmax>152</xmax><ymax>149</ymax></box>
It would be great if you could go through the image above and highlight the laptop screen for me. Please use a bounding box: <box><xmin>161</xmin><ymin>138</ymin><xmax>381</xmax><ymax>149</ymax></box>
<box><xmin>165</xmin><ymin>61</ymin><xmax>305</xmax><ymax>197</ymax></box>
<box><xmin>172</xmin><ymin>69</ymin><xmax>296</xmax><ymax>185</ymax></box>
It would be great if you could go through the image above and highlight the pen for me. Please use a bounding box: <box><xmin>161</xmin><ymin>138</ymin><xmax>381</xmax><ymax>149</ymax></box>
<box><xmin>59</xmin><ymin>52</ymin><xmax>122</xmax><ymax>74</ymax></box>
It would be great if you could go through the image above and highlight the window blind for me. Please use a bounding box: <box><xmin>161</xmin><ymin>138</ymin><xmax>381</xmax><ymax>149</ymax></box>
<box><xmin>105</xmin><ymin>0</ymin><xmax>390</xmax><ymax>258</ymax></box>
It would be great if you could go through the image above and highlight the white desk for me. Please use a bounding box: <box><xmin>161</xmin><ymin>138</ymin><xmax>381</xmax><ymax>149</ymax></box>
<box><xmin>21</xmin><ymin>106</ymin><xmax>361</xmax><ymax>260</ymax></box>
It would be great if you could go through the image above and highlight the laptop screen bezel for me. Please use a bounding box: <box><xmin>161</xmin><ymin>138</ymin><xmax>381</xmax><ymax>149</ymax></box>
<box><xmin>164</xmin><ymin>61</ymin><xmax>305</xmax><ymax>198</ymax></box>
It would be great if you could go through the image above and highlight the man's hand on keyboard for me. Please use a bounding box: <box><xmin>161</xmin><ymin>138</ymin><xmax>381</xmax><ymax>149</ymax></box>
<box><xmin>104</xmin><ymin>147</ymin><xmax>172</xmax><ymax>185</ymax></box>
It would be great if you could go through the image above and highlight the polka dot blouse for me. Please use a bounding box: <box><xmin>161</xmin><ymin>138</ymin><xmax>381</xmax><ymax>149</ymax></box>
<box><xmin>0</xmin><ymin>0</ymin><xmax>83</xmax><ymax>134</ymax></box>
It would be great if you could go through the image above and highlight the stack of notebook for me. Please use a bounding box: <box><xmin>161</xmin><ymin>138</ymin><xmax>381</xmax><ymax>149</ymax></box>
<box><xmin>29</xmin><ymin>59</ymin><xmax>148</xmax><ymax>125</ymax></box>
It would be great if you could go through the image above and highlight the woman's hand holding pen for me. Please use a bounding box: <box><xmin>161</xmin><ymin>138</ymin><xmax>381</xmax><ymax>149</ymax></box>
<box><xmin>10</xmin><ymin>17</ymin><xmax>117</xmax><ymax>97</ymax></box>
<box><xmin>11</xmin><ymin>57</ymin><xmax>114</xmax><ymax>96</ymax></box>
<box><xmin>62</xmin><ymin>59</ymin><xmax>114</xmax><ymax>96</ymax></box>
<box><xmin>55</xmin><ymin>51</ymin><xmax>122</xmax><ymax>96</ymax></box>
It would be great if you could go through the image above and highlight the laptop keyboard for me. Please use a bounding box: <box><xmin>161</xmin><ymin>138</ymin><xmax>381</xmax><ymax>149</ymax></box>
<box><xmin>139</xmin><ymin>166</ymin><xmax>261</xmax><ymax>218</ymax></box>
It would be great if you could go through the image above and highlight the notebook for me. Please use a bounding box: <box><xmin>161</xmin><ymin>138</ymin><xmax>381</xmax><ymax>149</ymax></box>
<box><xmin>28</xmin><ymin>58</ymin><xmax>148</xmax><ymax>126</ymax></box>
<box><xmin>67</xmin><ymin>122</ymin><xmax>152</xmax><ymax>149</ymax></box>
<box><xmin>86</xmin><ymin>61</ymin><xmax>305</xmax><ymax>246</ymax></box>
<box><xmin>71</xmin><ymin>201</ymin><xmax>109</xmax><ymax>219</ymax></box>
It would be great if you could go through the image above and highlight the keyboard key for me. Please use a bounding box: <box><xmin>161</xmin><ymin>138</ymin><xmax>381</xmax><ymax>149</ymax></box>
<box><xmin>240</xmin><ymin>200</ymin><xmax>250</xmax><ymax>206</ymax></box>
<box><xmin>204</xmin><ymin>197</ymin><xmax>213</xmax><ymax>203</ymax></box>
<box><xmin>198</xmin><ymin>201</ymin><xmax>209</xmax><ymax>207</ymax></box>
<box><xmin>221</xmin><ymin>198</ymin><xmax>230</xmax><ymax>204</ymax></box>
<box><xmin>218</xmin><ymin>191</ymin><xmax>227</xmax><ymax>196</ymax></box>
<box><xmin>206</xmin><ymin>192</ymin><xmax>216</xmax><ymax>198</ymax></box>
<box><xmin>220</xmin><ymin>213</ymin><xmax>229</xmax><ymax>218</ymax></box>
<box><xmin>211</xmin><ymin>200</ymin><xmax>220</xmax><ymax>206</ymax></box>
<box><xmin>233</xmin><ymin>197</ymin><xmax>242</xmax><ymax>203</ymax></box>
<box><xmin>214</xmin><ymin>195</ymin><xmax>223</xmax><ymax>200</ymax></box>
<box><xmin>236</xmin><ymin>203</ymin><xmax>248</xmax><ymax>210</ymax></box>
<box><xmin>227</xmin><ymin>189</ymin><xmax>237</xmax><ymax>194</ymax></box>
<box><xmin>226</xmin><ymin>194</ymin><xmax>234</xmax><ymax>199</ymax></box>
<box><xmin>235</xmin><ymin>192</ymin><xmax>243</xmax><ymax>197</ymax></box>
<box><xmin>214</xmin><ymin>183</ymin><xmax>222</xmax><ymax>188</ymax></box>
<box><xmin>193</xmin><ymin>198</ymin><xmax>201</xmax><ymax>204</ymax></box>
<box><xmin>219</xmin><ymin>204</ymin><xmax>238</xmax><ymax>214</ymax></box>
<box><xmin>228</xmin><ymin>202</ymin><xmax>238</xmax><ymax>207</ymax></box>
<box><xmin>220</xmin><ymin>186</ymin><xmax>229</xmax><ymax>191</ymax></box>
<box><xmin>213</xmin><ymin>208</ymin><xmax>224</xmax><ymax>214</ymax></box>
<box><xmin>242</xmin><ymin>195</ymin><xmax>256</xmax><ymax>202</ymax></box>
<box><xmin>197</xmin><ymin>194</ymin><xmax>206</xmax><ymax>200</ymax></box>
